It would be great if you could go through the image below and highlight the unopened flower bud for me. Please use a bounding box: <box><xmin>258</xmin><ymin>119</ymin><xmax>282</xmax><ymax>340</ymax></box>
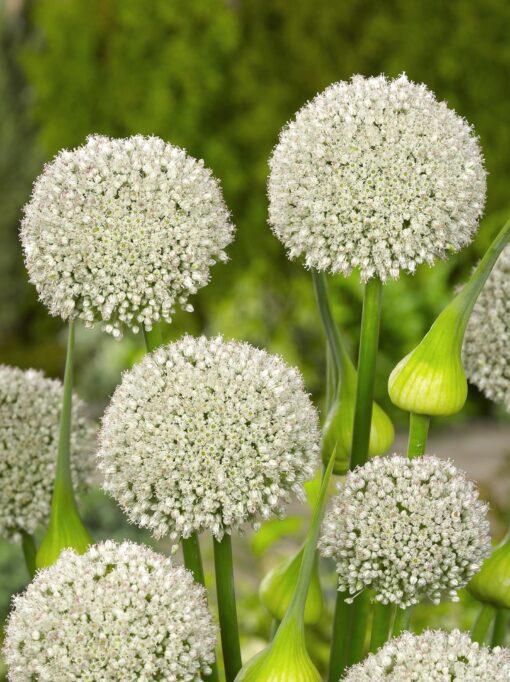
<box><xmin>259</xmin><ymin>546</ymin><xmax>323</xmax><ymax>625</ymax></box>
<box><xmin>235</xmin><ymin>615</ymin><xmax>321</xmax><ymax>682</ymax></box>
<box><xmin>468</xmin><ymin>532</ymin><xmax>510</xmax><ymax>608</ymax></box>
<box><xmin>389</xmin><ymin>217</ymin><xmax>510</xmax><ymax>416</ymax></box>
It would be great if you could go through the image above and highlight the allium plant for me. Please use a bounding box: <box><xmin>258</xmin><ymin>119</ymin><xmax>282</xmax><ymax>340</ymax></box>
<box><xmin>5</xmin><ymin>75</ymin><xmax>510</xmax><ymax>682</ymax></box>
<box><xmin>343</xmin><ymin>630</ymin><xmax>510</xmax><ymax>681</ymax></box>
<box><xmin>4</xmin><ymin>540</ymin><xmax>216</xmax><ymax>681</ymax></box>
<box><xmin>21</xmin><ymin>134</ymin><xmax>234</xmax><ymax>338</ymax></box>
<box><xmin>0</xmin><ymin>365</ymin><xmax>95</xmax><ymax>544</ymax></box>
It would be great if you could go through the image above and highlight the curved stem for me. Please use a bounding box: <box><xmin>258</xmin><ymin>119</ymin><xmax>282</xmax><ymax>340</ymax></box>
<box><xmin>311</xmin><ymin>270</ymin><xmax>351</xmax><ymax>381</ymax></box>
<box><xmin>471</xmin><ymin>604</ymin><xmax>496</xmax><ymax>644</ymax></box>
<box><xmin>492</xmin><ymin>609</ymin><xmax>509</xmax><ymax>647</ymax></box>
<box><xmin>21</xmin><ymin>530</ymin><xmax>36</xmax><ymax>578</ymax></box>
<box><xmin>213</xmin><ymin>534</ymin><xmax>242</xmax><ymax>682</ymax></box>
<box><xmin>270</xmin><ymin>618</ymin><xmax>279</xmax><ymax>641</ymax></box>
<box><xmin>350</xmin><ymin>277</ymin><xmax>382</xmax><ymax>470</ymax></box>
<box><xmin>407</xmin><ymin>413</ymin><xmax>430</xmax><ymax>459</ymax></box>
<box><xmin>369</xmin><ymin>602</ymin><xmax>396</xmax><ymax>653</ymax></box>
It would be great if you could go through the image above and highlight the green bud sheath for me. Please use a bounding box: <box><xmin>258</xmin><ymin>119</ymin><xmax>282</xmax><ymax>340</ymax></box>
<box><xmin>259</xmin><ymin>546</ymin><xmax>323</xmax><ymax>625</ymax></box>
<box><xmin>36</xmin><ymin>321</ymin><xmax>92</xmax><ymax>569</ymax></box>
<box><xmin>389</xmin><ymin>216</ymin><xmax>510</xmax><ymax>416</ymax></box>
<box><xmin>322</xmin><ymin>359</ymin><xmax>394</xmax><ymax>473</ymax></box>
<box><xmin>468</xmin><ymin>532</ymin><xmax>510</xmax><ymax>609</ymax></box>
<box><xmin>235</xmin><ymin>615</ymin><xmax>322</xmax><ymax>682</ymax></box>
<box><xmin>236</xmin><ymin>452</ymin><xmax>335</xmax><ymax>681</ymax></box>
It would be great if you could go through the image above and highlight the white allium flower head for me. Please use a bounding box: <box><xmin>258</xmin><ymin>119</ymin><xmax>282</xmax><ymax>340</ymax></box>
<box><xmin>344</xmin><ymin>629</ymin><xmax>510</xmax><ymax>681</ymax></box>
<box><xmin>98</xmin><ymin>335</ymin><xmax>320</xmax><ymax>540</ymax></box>
<box><xmin>21</xmin><ymin>135</ymin><xmax>235</xmax><ymax>338</ymax></box>
<box><xmin>463</xmin><ymin>245</ymin><xmax>510</xmax><ymax>411</ymax></box>
<box><xmin>4</xmin><ymin>540</ymin><xmax>216</xmax><ymax>682</ymax></box>
<box><xmin>268</xmin><ymin>74</ymin><xmax>486</xmax><ymax>282</ymax></box>
<box><xmin>0</xmin><ymin>365</ymin><xmax>95</xmax><ymax>543</ymax></box>
<box><xmin>318</xmin><ymin>454</ymin><xmax>490</xmax><ymax>608</ymax></box>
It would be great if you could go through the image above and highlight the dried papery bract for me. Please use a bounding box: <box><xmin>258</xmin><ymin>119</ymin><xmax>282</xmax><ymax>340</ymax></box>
<box><xmin>269</xmin><ymin>74</ymin><xmax>486</xmax><ymax>282</ymax></box>
<box><xmin>0</xmin><ymin>365</ymin><xmax>95</xmax><ymax>543</ymax></box>
<box><xmin>464</xmin><ymin>245</ymin><xmax>510</xmax><ymax>412</ymax></box>
<box><xmin>4</xmin><ymin>541</ymin><xmax>216</xmax><ymax>681</ymax></box>
<box><xmin>343</xmin><ymin>629</ymin><xmax>510</xmax><ymax>681</ymax></box>
<box><xmin>319</xmin><ymin>454</ymin><xmax>491</xmax><ymax>608</ymax></box>
<box><xmin>21</xmin><ymin>135</ymin><xmax>235</xmax><ymax>338</ymax></box>
<box><xmin>98</xmin><ymin>335</ymin><xmax>320</xmax><ymax>540</ymax></box>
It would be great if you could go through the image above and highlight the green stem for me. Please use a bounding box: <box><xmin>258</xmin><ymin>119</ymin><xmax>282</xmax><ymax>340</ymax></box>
<box><xmin>345</xmin><ymin>591</ymin><xmax>372</xmax><ymax>667</ymax></box>
<box><xmin>21</xmin><ymin>530</ymin><xmax>36</xmax><ymax>578</ymax></box>
<box><xmin>143</xmin><ymin>322</ymin><xmax>163</xmax><ymax>352</ymax></box>
<box><xmin>327</xmin><ymin>592</ymin><xmax>350</xmax><ymax>680</ymax></box>
<box><xmin>407</xmin><ymin>413</ymin><xmax>430</xmax><ymax>458</ymax></box>
<box><xmin>369</xmin><ymin>603</ymin><xmax>396</xmax><ymax>653</ymax></box>
<box><xmin>471</xmin><ymin>604</ymin><xmax>497</xmax><ymax>644</ymax></box>
<box><xmin>350</xmin><ymin>277</ymin><xmax>382</xmax><ymax>470</ymax></box>
<box><xmin>392</xmin><ymin>607</ymin><xmax>412</xmax><ymax>637</ymax></box>
<box><xmin>492</xmin><ymin>609</ymin><xmax>509</xmax><ymax>647</ymax></box>
<box><xmin>36</xmin><ymin>321</ymin><xmax>92</xmax><ymax>568</ymax></box>
<box><xmin>328</xmin><ymin>277</ymin><xmax>383</xmax><ymax>679</ymax></box>
<box><xmin>325</xmin><ymin>342</ymin><xmax>337</xmax><ymax>413</ymax></box>
<box><xmin>311</xmin><ymin>270</ymin><xmax>351</xmax><ymax>382</ymax></box>
<box><xmin>181</xmin><ymin>533</ymin><xmax>206</xmax><ymax>585</ymax></box>
<box><xmin>270</xmin><ymin>619</ymin><xmax>279</xmax><ymax>641</ymax></box>
<box><xmin>213</xmin><ymin>534</ymin><xmax>242</xmax><ymax>682</ymax></box>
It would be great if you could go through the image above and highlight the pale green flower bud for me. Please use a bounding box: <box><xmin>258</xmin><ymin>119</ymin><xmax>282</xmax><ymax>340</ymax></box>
<box><xmin>468</xmin><ymin>532</ymin><xmax>510</xmax><ymax>609</ymax></box>
<box><xmin>259</xmin><ymin>546</ymin><xmax>323</xmax><ymax>625</ymax></box>
<box><xmin>389</xmin><ymin>217</ymin><xmax>510</xmax><ymax>416</ymax></box>
<box><xmin>235</xmin><ymin>616</ymin><xmax>321</xmax><ymax>682</ymax></box>
<box><xmin>36</xmin><ymin>485</ymin><xmax>92</xmax><ymax>569</ymax></box>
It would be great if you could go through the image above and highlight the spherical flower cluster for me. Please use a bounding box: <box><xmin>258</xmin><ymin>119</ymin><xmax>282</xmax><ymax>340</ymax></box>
<box><xmin>463</xmin><ymin>245</ymin><xmax>510</xmax><ymax>411</ymax></box>
<box><xmin>344</xmin><ymin>629</ymin><xmax>510</xmax><ymax>681</ymax></box>
<box><xmin>21</xmin><ymin>135</ymin><xmax>234</xmax><ymax>337</ymax></box>
<box><xmin>268</xmin><ymin>74</ymin><xmax>486</xmax><ymax>282</ymax></box>
<box><xmin>98</xmin><ymin>335</ymin><xmax>320</xmax><ymax>540</ymax></box>
<box><xmin>4</xmin><ymin>540</ymin><xmax>216</xmax><ymax>681</ymax></box>
<box><xmin>0</xmin><ymin>365</ymin><xmax>95</xmax><ymax>543</ymax></box>
<box><xmin>318</xmin><ymin>454</ymin><xmax>490</xmax><ymax>607</ymax></box>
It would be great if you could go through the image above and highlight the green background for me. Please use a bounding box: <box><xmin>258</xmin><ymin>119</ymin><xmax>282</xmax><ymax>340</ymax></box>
<box><xmin>1</xmin><ymin>0</ymin><xmax>509</xmax><ymax>676</ymax></box>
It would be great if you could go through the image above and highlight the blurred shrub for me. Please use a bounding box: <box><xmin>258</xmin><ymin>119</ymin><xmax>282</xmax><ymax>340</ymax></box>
<box><xmin>12</xmin><ymin>0</ymin><xmax>509</xmax><ymax>417</ymax></box>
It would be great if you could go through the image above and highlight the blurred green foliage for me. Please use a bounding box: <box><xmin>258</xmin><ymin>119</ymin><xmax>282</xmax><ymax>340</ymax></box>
<box><xmin>1</xmin><ymin>0</ymin><xmax>510</xmax><ymax>677</ymax></box>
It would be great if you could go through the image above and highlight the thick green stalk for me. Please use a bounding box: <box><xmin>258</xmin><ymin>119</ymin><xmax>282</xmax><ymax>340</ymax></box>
<box><xmin>492</xmin><ymin>609</ymin><xmax>509</xmax><ymax>647</ymax></box>
<box><xmin>328</xmin><ymin>277</ymin><xmax>383</xmax><ymax>680</ymax></box>
<box><xmin>182</xmin><ymin>533</ymin><xmax>206</xmax><ymax>585</ymax></box>
<box><xmin>214</xmin><ymin>534</ymin><xmax>242</xmax><ymax>681</ymax></box>
<box><xmin>36</xmin><ymin>321</ymin><xmax>92</xmax><ymax>568</ymax></box>
<box><xmin>350</xmin><ymin>277</ymin><xmax>383</xmax><ymax>469</ymax></box>
<box><xmin>407</xmin><ymin>413</ymin><xmax>430</xmax><ymax>458</ymax></box>
<box><xmin>392</xmin><ymin>607</ymin><xmax>412</xmax><ymax>637</ymax></box>
<box><xmin>21</xmin><ymin>530</ymin><xmax>36</xmax><ymax>578</ymax></box>
<box><xmin>369</xmin><ymin>603</ymin><xmax>396</xmax><ymax>653</ymax></box>
<box><xmin>471</xmin><ymin>604</ymin><xmax>496</xmax><ymax>644</ymax></box>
